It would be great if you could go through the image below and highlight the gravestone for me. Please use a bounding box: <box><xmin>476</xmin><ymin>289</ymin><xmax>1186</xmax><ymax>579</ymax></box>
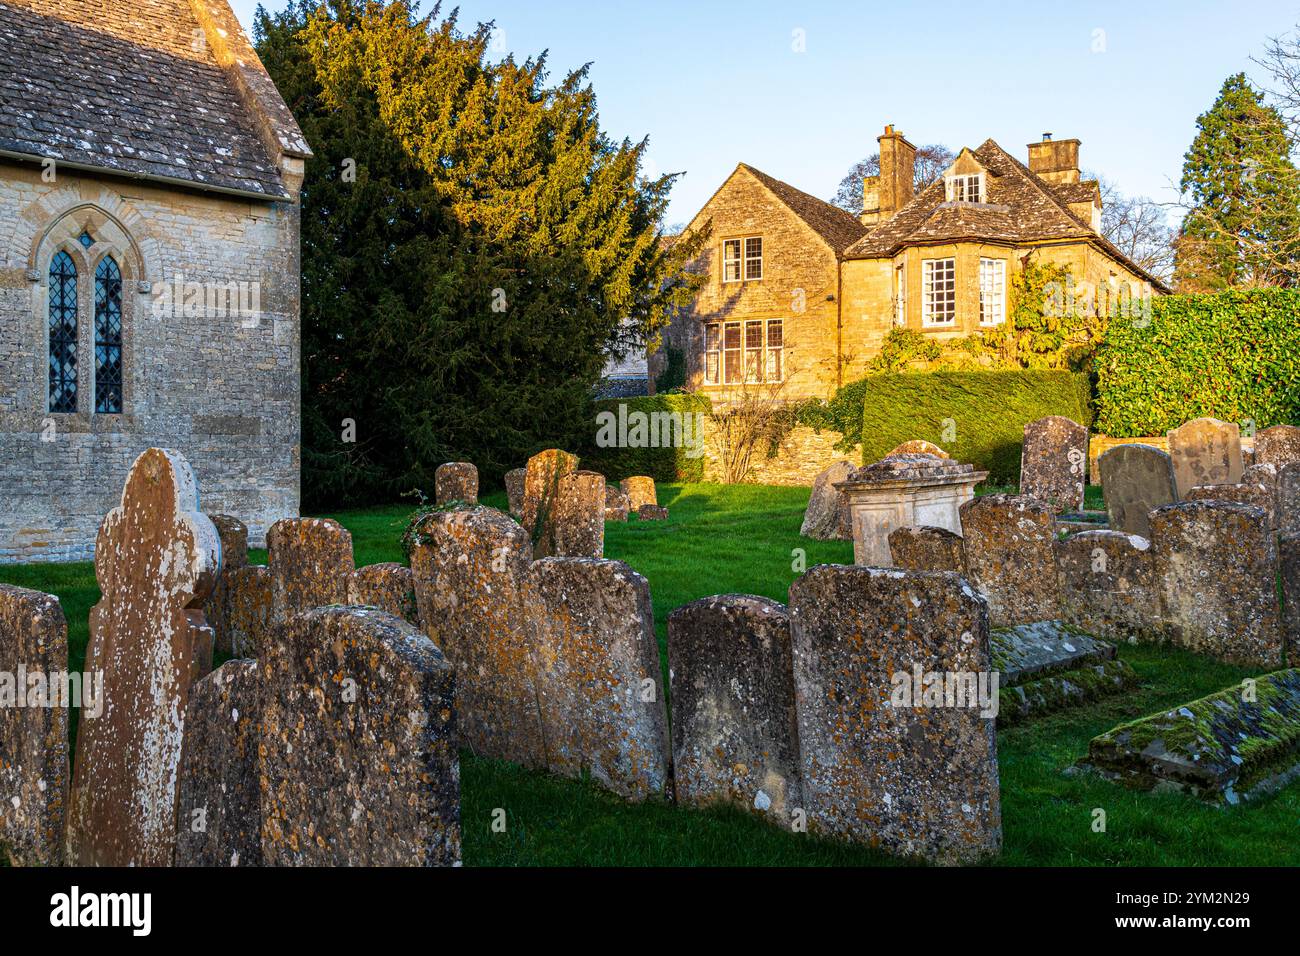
<box><xmin>789</xmin><ymin>565</ymin><xmax>1000</xmax><ymax>863</ymax></box>
<box><xmin>1282</xmin><ymin>535</ymin><xmax>1300</xmax><ymax>662</ymax></box>
<box><xmin>174</xmin><ymin>659</ymin><xmax>261</xmax><ymax>867</ymax></box>
<box><xmin>1281</xmin><ymin>463</ymin><xmax>1300</xmax><ymax>537</ymax></box>
<box><xmin>553</xmin><ymin>470</ymin><xmax>605</xmax><ymax>559</ymax></box>
<box><xmin>1185</xmin><ymin>478</ymin><xmax>1276</xmax><ymax>529</ymax></box>
<box><xmin>1252</xmin><ymin>424</ymin><xmax>1300</xmax><ymax>470</ymax></box>
<box><xmin>1019</xmin><ymin>416</ymin><xmax>1088</xmax><ymax>513</ymax></box>
<box><xmin>1081</xmin><ymin>669</ymin><xmax>1300</xmax><ymax>803</ymax></box>
<box><xmin>266</xmin><ymin>517</ymin><xmax>355</xmax><ymax>626</ymax></box>
<box><xmin>1098</xmin><ymin>443</ymin><xmax>1178</xmax><ymax>538</ymax></box>
<box><xmin>260</xmin><ymin>607</ymin><xmax>459</xmax><ymax>866</ymax></box>
<box><xmin>604</xmin><ymin>485</ymin><xmax>630</xmax><ymax>522</ymax></box>
<box><xmin>959</xmin><ymin>494</ymin><xmax>1059</xmax><ymax>627</ymax></box>
<box><xmin>0</xmin><ymin>584</ymin><xmax>69</xmax><ymax>867</ymax></box>
<box><xmin>409</xmin><ymin>507</ymin><xmax>546</xmax><ymax>768</ymax></box>
<box><xmin>346</xmin><ymin>563</ymin><xmax>419</xmax><ymax>626</ymax></box>
<box><xmin>799</xmin><ymin>460</ymin><xmax>854</xmax><ymax>540</ymax></box>
<box><xmin>887</xmin><ymin>440</ymin><xmax>949</xmax><ymax>458</ymax></box>
<box><xmin>638</xmin><ymin>504</ymin><xmax>669</xmax><ymax>520</ymax></box>
<box><xmin>1150</xmin><ymin>500</ymin><xmax>1283</xmax><ymax>668</ymax></box>
<box><xmin>1055</xmin><ymin>530</ymin><xmax>1158</xmax><ymax>641</ymax></box>
<box><xmin>66</xmin><ymin>448</ymin><xmax>220</xmax><ymax>867</ymax></box>
<box><xmin>620</xmin><ymin>475</ymin><xmax>657</xmax><ymax>512</ymax></box>
<box><xmin>224</xmin><ymin>565</ymin><xmax>272</xmax><ymax>658</ymax></box>
<box><xmin>888</xmin><ymin>525</ymin><xmax>966</xmax><ymax>574</ymax></box>
<box><xmin>528</xmin><ymin>558</ymin><xmax>670</xmax><ymax>800</ymax></box>
<box><xmin>505</xmin><ymin>467</ymin><xmax>527</xmax><ymax>519</ymax></box>
<box><xmin>522</xmin><ymin>449</ymin><xmax>579</xmax><ymax>558</ymax></box>
<box><xmin>434</xmin><ymin>461</ymin><xmax>479</xmax><ymax>505</ymax></box>
<box><xmin>667</xmin><ymin>594</ymin><xmax>801</xmax><ymax>825</ymax></box>
<box><xmin>1167</xmin><ymin>418</ymin><xmax>1243</xmax><ymax>498</ymax></box>
<box><xmin>203</xmin><ymin>514</ymin><xmax>248</xmax><ymax>656</ymax></box>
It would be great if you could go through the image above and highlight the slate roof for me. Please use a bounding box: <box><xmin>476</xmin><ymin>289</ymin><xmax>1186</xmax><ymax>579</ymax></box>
<box><xmin>844</xmin><ymin>139</ymin><xmax>1168</xmax><ymax>290</ymax></box>
<box><xmin>740</xmin><ymin>163</ymin><xmax>867</xmax><ymax>254</ymax></box>
<box><xmin>0</xmin><ymin>0</ymin><xmax>305</xmax><ymax>199</ymax></box>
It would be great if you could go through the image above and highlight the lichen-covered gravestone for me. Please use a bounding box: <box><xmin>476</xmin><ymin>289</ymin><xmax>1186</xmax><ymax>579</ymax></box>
<box><xmin>346</xmin><ymin>562</ymin><xmax>419</xmax><ymax>626</ymax></box>
<box><xmin>203</xmin><ymin>514</ymin><xmax>248</xmax><ymax>656</ymax></box>
<box><xmin>409</xmin><ymin>507</ymin><xmax>546</xmax><ymax>769</ymax></box>
<box><xmin>434</xmin><ymin>461</ymin><xmax>479</xmax><ymax>505</ymax></box>
<box><xmin>888</xmin><ymin>525</ymin><xmax>967</xmax><ymax>574</ymax></box>
<box><xmin>667</xmin><ymin>594</ymin><xmax>801</xmax><ymax>825</ymax></box>
<box><xmin>66</xmin><ymin>447</ymin><xmax>221</xmax><ymax>867</ymax></box>
<box><xmin>1055</xmin><ymin>529</ymin><xmax>1157</xmax><ymax>642</ymax></box>
<box><xmin>505</xmin><ymin>467</ymin><xmax>527</xmax><ymax>519</ymax></box>
<box><xmin>553</xmin><ymin>470</ymin><xmax>605</xmax><ymax>559</ymax></box>
<box><xmin>1280</xmin><ymin>463</ymin><xmax>1300</xmax><ymax>537</ymax></box>
<box><xmin>789</xmin><ymin>565</ymin><xmax>1000</xmax><ymax>863</ymax></box>
<box><xmin>604</xmin><ymin>485</ymin><xmax>630</xmax><ymax>522</ymax></box>
<box><xmin>799</xmin><ymin>460</ymin><xmax>854</xmax><ymax>540</ymax></box>
<box><xmin>959</xmin><ymin>494</ymin><xmax>1059</xmax><ymax>627</ymax></box>
<box><xmin>260</xmin><ymin>606</ymin><xmax>459</xmax><ymax>866</ymax></box>
<box><xmin>1150</xmin><ymin>500</ymin><xmax>1283</xmax><ymax>668</ymax></box>
<box><xmin>528</xmin><ymin>558</ymin><xmax>670</xmax><ymax>800</ymax></box>
<box><xmin>1019</xmin><ymin>416</ymin><xmax>1088</xmax><ymax>513</ymax></box>
<box><xmin>174</xmin><ymin>659</ymin><xmax>261</xmax><ymax>867</ymax></box>
<box><xmin>266</xmin><ymin>517</ymin><xmax>355</xmax><ymax>626</ymax></box>
<box><xmin>223</xmin><ymin>565</ymin><xmax>272</xmax><ymax>658</ymax></box>
<box><xmin>522</xmin><ymin>449</ymin><xmax>579</xmax><ymax>558</ymax></box>
<box><xmin>620</xmin><ymin>475</ymin><xmax>657</xmax><ymax>512</ymax></box>
<box><xmin>1281</xmin><ymin>534</ymin><xmax>1300</xmax><ymax>661</ymax></box>
<box><xmin>0</xmin><ymin>584</ymin><xmax>69</xmax><ymax>866</ymax></box>
<box><xmin>1167</xmin><ymin>417</ymin><xmax>1243</xmax><ymax>499</ymax></box>
<box><xmin>1252</xmin><ymin>424</ymin><xmax>1300</xmax><ymax>470</ymax></box>
<box><xmin>1098</xmin><ymin>443</ymin><xmax>1178</xmax><ymax>538</ymax></box>
<box><xmin>638</xmin><ymin>504</ymin><xmax>669</xmax><ymax>520</ymax></box>
<box><xmin>1185</xmin><ymin>476</ymin><xmax>1276</xmax><ymax>529</ymax></box>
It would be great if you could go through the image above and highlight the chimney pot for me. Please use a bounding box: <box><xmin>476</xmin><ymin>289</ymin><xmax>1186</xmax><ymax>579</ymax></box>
<box><xmin>1043</xmin><ymin>132</ymin><xmax>1053</xmax><ymax>141</ymax></box>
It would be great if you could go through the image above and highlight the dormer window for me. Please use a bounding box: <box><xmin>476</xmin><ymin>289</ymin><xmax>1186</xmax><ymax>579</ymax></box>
<box><xmin>947</xmin><ymin>173</ymin><xmax>984</xmax><ymax>203</ymax></box>
<box><xmin>722</xmin><ymin>236</ymin><xmax>763</xmax><ymax>282</ymax></box>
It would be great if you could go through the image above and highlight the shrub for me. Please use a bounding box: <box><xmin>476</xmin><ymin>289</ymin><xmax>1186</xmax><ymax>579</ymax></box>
<box><xmin>805</xmin><ymin>370</ymin><xmax>1091</xmax><ymax>484</ymax></box>
<box><xmin>1095</xmin><ymin>288</ymin><xmax>1300</xmax><ymax>437</ymax></box>
<box><xmin>581</xmin><ymin>394</ymin><xmax>713</xmax><ymax>482</ymax></box>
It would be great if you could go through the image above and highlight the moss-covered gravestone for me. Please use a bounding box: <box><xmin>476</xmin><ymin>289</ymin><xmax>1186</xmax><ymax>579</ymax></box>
<box><xmin>522</xmin><ymin>449</ymin><xmax>579</xmax><ymax>558</ymax></box>
<box><xmin>505</xmin><ymin>467</ymin><xmax>527</xmax><ymax>519</ymax></box>
<box><xmin>203</xmin><ymin>514</ymin><xmax>248</xmax><ymax>656</ymax></box>
<box><xmin>789</xmin><ymin>565</ymin><xmax>1000</xmax><ymax>864</ymax></box>
<box><xmin>66</xmin><ymin>448</ymin><xmax>220</xmax><ymax>867</ymax></box>
<box><xmin>0</xmin><ymin>584</ymin><xmax>69</xmax><ymax>867</ymax></box>
<box><xmin>260</xmin><ymin>606</ymin><xmax>459</xmax><ymax>865</ymax></box>
<box><xmin>668</xmin><ymin>594</ymin><xmax>801</xmax><ymax>825</ymax></box>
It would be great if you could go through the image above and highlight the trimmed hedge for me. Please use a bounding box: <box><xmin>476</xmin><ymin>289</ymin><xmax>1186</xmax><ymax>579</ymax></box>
<box><xmin>581</xmin><ymin>394</ymin><xmax>713</xmax><ymax>482</ymax></box>
<box><xmin>807</xmin><ymin>370</ymin><xmax>1091</xmax><ymax>484</ymax></box>
<box><xmin>1095</xmin><ymin>289</ymin><xmax>1300</xmax><ymax>438</ymax></box>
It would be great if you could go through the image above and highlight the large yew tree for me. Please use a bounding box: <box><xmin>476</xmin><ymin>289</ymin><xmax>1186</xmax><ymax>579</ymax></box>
<box><xmin>256</xmin><ymin>1</ymin><xmax>703</xmax><ymax>505</ymax></box>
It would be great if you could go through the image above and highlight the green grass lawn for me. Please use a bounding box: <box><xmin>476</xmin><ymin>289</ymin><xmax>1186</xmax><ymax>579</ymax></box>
<box><xmin>3</xmin><ymin>483</ymin><xmax>1297</xmax><ymax>866</ymax></box>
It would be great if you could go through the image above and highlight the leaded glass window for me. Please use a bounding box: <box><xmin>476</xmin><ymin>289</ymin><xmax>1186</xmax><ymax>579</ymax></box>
<box><xmin>48</xmin><ymin>251</ymin><xmax>78</xmax><ymax>412</ymax></box>
<box><xmin>78</xmin><ymin>230</ymin><xmax>95</xmax><ymax>249</ymax></box>
<box><xmin>94</xmin><ymin>256</ymin><xmax>123</xmax><ymax>414</ymax></box>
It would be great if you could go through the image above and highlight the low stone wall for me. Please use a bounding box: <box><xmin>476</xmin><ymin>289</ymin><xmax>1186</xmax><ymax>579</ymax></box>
<box><xmin>702</xmin><ymin>422</ymin><xmax>862</xmax><ymax>486</ymax></box>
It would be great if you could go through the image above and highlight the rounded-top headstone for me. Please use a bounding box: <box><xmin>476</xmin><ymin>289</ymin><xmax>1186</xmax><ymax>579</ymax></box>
<box><xmin>1098</xmin><ymin>443</ymin><xmax>1178</xmax><ymax>538</ymax></box>
<box><xmin>887</xmin><ymin>439</ymin><xmax>950</xmax><ymax>458</ymax></box>
<box><xmin>434</xmin><ymin>461</ymin><xmax>479</xmax><ymax>505</ymax></box>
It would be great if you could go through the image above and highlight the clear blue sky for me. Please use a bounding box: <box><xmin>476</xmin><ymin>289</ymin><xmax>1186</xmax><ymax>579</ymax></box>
<box><xmin>230</xmin><ymin>0</ymin><xmax>1298</xmax><ymax>226</ymax></box>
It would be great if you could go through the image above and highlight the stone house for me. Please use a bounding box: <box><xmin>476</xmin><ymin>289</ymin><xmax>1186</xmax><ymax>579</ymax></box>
<box><xmin>0</xmin><ymin>0</ymin><xmax>310</xmax><ymax>562</ymax></box>
<box><xmin>661</xmin><ymin>126</ymin><xmax>1168</xmax><ymax>403</ymax></box>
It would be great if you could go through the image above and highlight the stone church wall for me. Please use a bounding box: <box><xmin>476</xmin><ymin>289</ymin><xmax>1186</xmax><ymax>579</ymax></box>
<box><xmin>0</xmin><ymin>161</ymin><xmax>300</xmax><ymax>562</ymax></box>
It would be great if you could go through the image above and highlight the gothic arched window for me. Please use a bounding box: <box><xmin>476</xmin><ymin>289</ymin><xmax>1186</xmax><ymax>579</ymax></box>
<box><xmin>48</xmin><ymin>251</ymin><xmax>78</xmax><ymax>413</ymax></box>
<box><xmin>94</xmin><ymin>256</ymin><xmax>123</xmax><ymax>414</ymax></box>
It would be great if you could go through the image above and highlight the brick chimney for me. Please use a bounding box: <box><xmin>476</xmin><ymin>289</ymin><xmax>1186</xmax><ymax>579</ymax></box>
<box><xmin>1026</xmin><ymin>132</ymin><xmax>1081</xmax><ymax>185</ymax></box>
<box><xmin>860</xmin><ymin>125</ymin><xmax>917</xmax><ymax>226</ymax></box>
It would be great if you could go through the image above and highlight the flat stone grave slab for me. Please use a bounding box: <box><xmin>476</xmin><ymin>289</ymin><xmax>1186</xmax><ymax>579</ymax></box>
<box><xmin>1079</xmin><ymin>669</ymin><xmax>1300</xmax><ymax>803</ymax></box>
<box><xmin>991</xmin><ymin>620</ymin><xmax>1136</xmax><ymax>725</ymax></box>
